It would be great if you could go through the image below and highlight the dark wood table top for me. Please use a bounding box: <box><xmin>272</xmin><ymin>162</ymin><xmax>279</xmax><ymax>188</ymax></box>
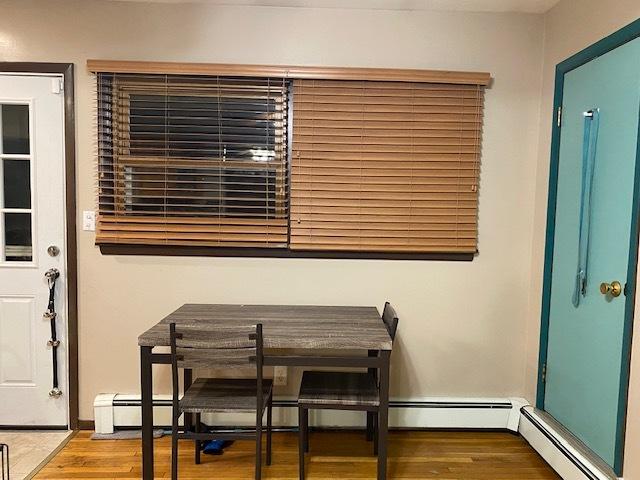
<box><xmin>138</xmin><ymin>304</ymin><xmax>392</xmax><ymax>350</ymax></box>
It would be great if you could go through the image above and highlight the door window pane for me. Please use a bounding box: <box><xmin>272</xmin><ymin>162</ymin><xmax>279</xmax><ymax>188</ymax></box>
<box><xmin>4</xmin><ymin>213</ymin><xmax>32</xmax><ymax>261</ymax></box>
<box><xmin>3</xmin><ymin>159</ymin><xmax>31</xmax><ymax>208</ymax></box>
<box><xmin>1</xmin><ymin>104</ymin><xmax>30</xmax><ymax>154</ymax></box>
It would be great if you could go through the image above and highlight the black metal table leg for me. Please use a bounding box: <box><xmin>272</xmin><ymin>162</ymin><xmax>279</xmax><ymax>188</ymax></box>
<box><xmin>184</xmin><ymin>369</ymin><xmax>193</xmax><ymax>435</ymax></box>
<box><xmin>367</xmin><ymin>349</ymin><xmax>377</xmax><ymax>441</ymax></box>
<box><xmin>195</xmin><ymin>412</ymin><xmax>202</xmax><ymax>465</ymax></box>
<box><xmin>377</xmin><ymin>350</ymin><xmax>390</xmax><ymax>480</ymax></box>
<box><xmin>302</xmin><ymin>407</ymin><xmax>309</xmax><ymax>453</ymax></box>
<box><xmin>266</xmin><ymin>392</ymin><xmax>273</xmax><ymax>466</ymax></box>
<box><xmin>141</xmin><ymin>346</ymin><xmax>154</xmax><ymax>480</ymax></box>
<box><xmin>298</xmin><ymin>406</ymin><xmax>305</xmax><ymax>480</ymax></box>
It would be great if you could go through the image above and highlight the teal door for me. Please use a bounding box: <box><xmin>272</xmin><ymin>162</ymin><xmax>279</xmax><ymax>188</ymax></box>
<box><xmin>542</xmin><ymin>36</ymin><xmax>640</xmax><ymax>473</ymax></box>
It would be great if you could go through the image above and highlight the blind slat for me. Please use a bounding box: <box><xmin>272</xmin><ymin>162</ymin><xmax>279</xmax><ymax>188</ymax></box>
<box><xmin>96</xmin><ymin>216</ymin><xmax>288</xmax><ymax>246</ymax></box>
<box><xmin>96</xmin><ymin>72</ymin><xmax>290</xmax><ymax>248</ymax></box>
<box><xmin>290</xmin><ymin>78</ymin><xmax>484</xmax><ymax>254</ymax></box>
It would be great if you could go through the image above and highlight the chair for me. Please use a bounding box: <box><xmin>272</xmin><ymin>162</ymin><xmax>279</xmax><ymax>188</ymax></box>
<box><xmin>297</xmin><ymin>302</ymin><xmax>398</xmax><ymax>479</ymax></box>
<box><xmin>169</xmin><ymin>323</ymin><xmax>273</xmax><ymax>480</ymax></box>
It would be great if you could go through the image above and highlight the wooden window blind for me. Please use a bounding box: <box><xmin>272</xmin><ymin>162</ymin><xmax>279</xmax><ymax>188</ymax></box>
<box><xmin>290</xmin><ymin>79</ymin><xmax>484</xmax><ymax>253</ymax></box>
<box><xmin>96</xmin><ymin>73</ymin><xmax>290</xmax><ymax>248</ymax></box>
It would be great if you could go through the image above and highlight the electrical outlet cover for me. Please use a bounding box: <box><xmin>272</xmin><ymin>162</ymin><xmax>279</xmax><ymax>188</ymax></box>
<box><xmin>274</xmin><ymin>366</ymin><xmax>287</xmax><ymax>386</ymax></box>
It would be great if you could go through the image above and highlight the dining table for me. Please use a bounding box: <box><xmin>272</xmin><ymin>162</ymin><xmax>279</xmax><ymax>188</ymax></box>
<box><xmin>138</xmin><ymin>303</ymin><xmax>393</xmax><ymax>480</ymax></box>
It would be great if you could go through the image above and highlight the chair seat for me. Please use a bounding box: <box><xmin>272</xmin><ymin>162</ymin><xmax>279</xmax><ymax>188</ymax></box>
<box><xmin>180</xmin><ymin>378</ymin><xmax>273</xmax><ymax>413</ymax></box>
<box><xmin>298</xmin><ymin>371</ymin><xmax>379</xmax><ymax>408</ymax></box>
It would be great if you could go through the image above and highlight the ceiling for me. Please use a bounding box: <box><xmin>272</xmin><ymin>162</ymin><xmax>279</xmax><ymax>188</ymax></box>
<box><xmin>110</xmin><ymin>0</ymin><xmax>561</xmax><ymax>14</ymax></box>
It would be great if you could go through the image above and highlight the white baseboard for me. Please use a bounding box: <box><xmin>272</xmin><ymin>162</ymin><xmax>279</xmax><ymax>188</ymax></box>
<box><xmin>519</xmin><ymin>407</ymin><xmax>618</xmax><ymax>480</ymax></box>
<box><xmin>94</xmin><ymin>393</ymin><xmax>526</xmax><ymax>435</ymax></box>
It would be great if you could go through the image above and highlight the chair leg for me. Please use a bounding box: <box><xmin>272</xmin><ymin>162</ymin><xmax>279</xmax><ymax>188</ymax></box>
<box><xmin>298</xmin><ymin>407</ymin><xmax>305</xmax><ymax>480</ymax></box>
<box><xmin>373</xmin><ymin>412</ymin><xmax>379</xmax><ymax>456</ymax></box>
<box><xmin>266</xmin><ymin>394</ymin><xmax>273</xmax><ymax>466</ymax></box>
<box><xmin>366</xmin><ymin>412</ymin><xmax>373</xmax><ymax>441</ymax></box>
<box><xmin>194</xmin><ymin>413</ymin><xmax>201</xmax><ymax>465</ymax></box>
<box><xmin>171</xmin><ymin>416</ymin><xmax>179</xmax><ymax>480</ymax></box>
<box><xmin>256</xmin><ymin>410</ymin><xmax>263</xmax><ymax>480</ymax></box>
<box><xmin>303</xmin><ymin>407</ymin><xmax>309</xmax><ymax>453</ymax></box>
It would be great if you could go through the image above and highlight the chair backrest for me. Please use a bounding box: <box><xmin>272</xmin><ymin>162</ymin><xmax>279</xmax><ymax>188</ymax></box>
<box><xmin>381</xmin><ymin>302</ymin><xmax>399</xmax><ymax>340</ymax></box>
<box><xmin>169</xmin><ymin>323</ymin><xmax>264</xmax><ymax>413</ymax></box>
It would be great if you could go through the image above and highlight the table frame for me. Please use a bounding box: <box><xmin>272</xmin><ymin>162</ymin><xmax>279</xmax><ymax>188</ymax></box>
<box><xmin>140</xmin><ymin>346</ymin><xmax>390</xmax><ymax>480</ymax></box>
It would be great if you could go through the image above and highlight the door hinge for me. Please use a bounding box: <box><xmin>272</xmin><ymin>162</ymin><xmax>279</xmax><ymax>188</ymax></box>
<box><xmin>556</xmin><ymin>106</ymin><xmax>562</xmax><ymax>128</ymax></box>
<box><xmin>51</xmin><ymin>78</ymin><xmax>64</xmax><ymax>94</ymax></box>
<box><xmin>541</xmin><ymin>363</ymin><xmax>547</xmax><ymax>383</ymax></box>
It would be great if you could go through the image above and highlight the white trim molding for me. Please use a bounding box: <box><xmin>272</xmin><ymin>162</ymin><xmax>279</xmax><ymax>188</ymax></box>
<box><xmin>94</xmin><ymin>393</ymin><xmax>625</xmax><ymax>480</ymax></box>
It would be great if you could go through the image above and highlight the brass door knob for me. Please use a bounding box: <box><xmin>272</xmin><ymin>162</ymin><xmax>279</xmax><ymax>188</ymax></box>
<box><xmin>600</xmin><ymin>281</ymin><xmax>622</xmax><ymax>297</ymax></box>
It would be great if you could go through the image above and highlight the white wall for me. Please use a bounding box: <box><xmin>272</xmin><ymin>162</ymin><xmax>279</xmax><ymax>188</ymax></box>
<box><xmin>525</xmin><ymin>0</ymin><xmax>640</xmax><ymax>477</ymax></box>
<box><xmin>0</xmin><ymin>0</ymin><xmax>545</xmax><ymax>420</ymax></box>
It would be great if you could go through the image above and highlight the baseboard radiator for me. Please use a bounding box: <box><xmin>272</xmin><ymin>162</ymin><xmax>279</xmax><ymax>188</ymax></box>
<box><xmin>94</xmin><ymin>394</ymin><xmax>526</xmax><ymax>434</ymax></box>
<box><xmin>519</xmin><ymin>407</ymin><xmax>618</xmax><ymax>480</ymax></box>
<box><xmin>94</xmin><ymin>395</ymin><xmax>623</xmax><ymax>480</ymax></box>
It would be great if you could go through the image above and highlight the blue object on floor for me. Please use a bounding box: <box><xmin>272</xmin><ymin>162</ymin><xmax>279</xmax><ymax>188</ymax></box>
<box><xmin>202</xmin><ymin>439</ymin><xmax>233</xmax><ymax>455</ymax></box>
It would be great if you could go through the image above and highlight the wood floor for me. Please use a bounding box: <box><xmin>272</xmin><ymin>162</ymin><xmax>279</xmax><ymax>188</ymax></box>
<box><xmin>34</xmin><ymin>430</ymin><xmax>561</xmax><ymax>479</ymax></box>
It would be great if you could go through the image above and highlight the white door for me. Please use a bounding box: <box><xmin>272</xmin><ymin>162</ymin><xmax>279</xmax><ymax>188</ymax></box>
<box><xmin>0</xmin><ymin>74</ymin><xmax>67</xmax><ymax>427</ymax></box>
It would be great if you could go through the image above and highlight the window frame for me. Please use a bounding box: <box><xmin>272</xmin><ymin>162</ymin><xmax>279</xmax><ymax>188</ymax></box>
<box><xmin>98</xmin><ymin>242</ymin><xmax>474</xmax><ymax>261</ymax></box>
<box><xmin>122</xmin><ymin>88</ymin><xmax>289</xmax><ymax>221</ymax></box>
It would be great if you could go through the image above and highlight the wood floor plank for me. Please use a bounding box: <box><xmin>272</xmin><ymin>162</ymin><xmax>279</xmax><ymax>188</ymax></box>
<box><xmin>34</xmin><ymin>431</ymin><xmax>560</xmax><ymax>479</ymax></box>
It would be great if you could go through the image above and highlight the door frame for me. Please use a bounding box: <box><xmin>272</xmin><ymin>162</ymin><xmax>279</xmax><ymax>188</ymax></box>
<box><xmin>537</xmin><ymin>18</ymin><xmax>640</xmax><ymax>475</ymax></box>
<box><xmin>0</xmin><ymin>63</ymin><xmax>78</xmax><ymax>430</ymax></box>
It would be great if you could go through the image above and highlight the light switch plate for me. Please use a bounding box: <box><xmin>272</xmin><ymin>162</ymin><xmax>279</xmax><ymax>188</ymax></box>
<box><xmin>83</xmin><ymin>210</ymin><xmax>96</xmax><ymax>231</ymax></box>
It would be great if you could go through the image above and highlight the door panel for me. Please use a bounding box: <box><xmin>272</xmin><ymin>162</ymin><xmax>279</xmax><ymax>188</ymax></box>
<box><xmin>0</xmin><ymin>75</ymin><xmax>67</xmax><ymax>426</ymax></box>
<box><xmin>0</xmin><ymin>296</ymin><xmax>36</xmax><ymax>385</ymax></box>
<box><xmin>544</xmin><ymin>37</ymin><xmax>640</xmax><ymax>468</ymax></box>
